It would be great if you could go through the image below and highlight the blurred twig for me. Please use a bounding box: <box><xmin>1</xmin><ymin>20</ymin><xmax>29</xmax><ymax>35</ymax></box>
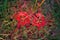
<box><xmin>38</xmin><ymin>0</ymin><xmax>45</xmax><ymax>8</ymax></box>
<box><xmin>55</xmin><ymin>0</ymin><xmax>60</xmax><ymax>5</ymax></box>
<box><xmin>0</xmin><ymin>34</ymin><xmax>10</xmax><ymax>36</ymax></box>
<box><xmin>0</xmin><ymin>37</ymin><xmax>4</xmax><ymax>40</ymax></box>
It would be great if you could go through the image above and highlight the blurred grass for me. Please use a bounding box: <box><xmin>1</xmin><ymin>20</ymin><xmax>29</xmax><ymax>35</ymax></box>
<box><xmin>0</xmin><ymin>0</ymin><xmax>60</xmax><ymax>40</ymax></box>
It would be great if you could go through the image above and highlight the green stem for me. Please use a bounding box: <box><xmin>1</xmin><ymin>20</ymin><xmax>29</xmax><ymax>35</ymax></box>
<box><xmin>33</xmin><ymin>0</ymin><xmax>38</xmax><ymax>13</ymax></box>
<box><xmin>3</xmin><ymin>0</ymin><xmax>8</xmax><ymax>10</ymax></box>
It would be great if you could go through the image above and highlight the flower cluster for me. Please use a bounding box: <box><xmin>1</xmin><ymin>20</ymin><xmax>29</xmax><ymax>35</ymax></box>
<box><xmin>12</xmin><ymin>11</ymin><xmax>46</xmax><ymax>30</ymax></box>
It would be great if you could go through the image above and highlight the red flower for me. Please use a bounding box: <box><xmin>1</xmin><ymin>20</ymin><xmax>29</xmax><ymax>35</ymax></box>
<box><xmin>13</xmin><ymin>11</ymin><xmax>30</xmax><ymax>28</ymax></box>
<box><xmin>32</xmin><ymin>13</ymin><xmax>46</xmax><ymax>30</ymax></box>
<box><xmin>12</xmin><ymin>11</ymin><xmax>46</xmax><ymax>30</ymax></box>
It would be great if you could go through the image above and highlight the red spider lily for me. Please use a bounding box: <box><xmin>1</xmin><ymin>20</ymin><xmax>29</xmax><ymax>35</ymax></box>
<box><xmin>12</xmin><ymin>11</ymin><xmax>46</xmax><ymax>30</ymax></box>
<box><xmin>32</xmin><ymin>13</ymin><xmax>46</xmax><ymax>30</ymax></box>
<box><xmin>13</xmin><ymin>11</ymin><xmax>31</xmax><ymax>28</ymax></box>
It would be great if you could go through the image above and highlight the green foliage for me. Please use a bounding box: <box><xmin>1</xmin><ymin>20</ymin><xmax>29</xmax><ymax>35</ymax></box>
<box><xmin>0</xmin><ymin>0</ymin><xmax>60</xmax><ymax>40</ymax></box>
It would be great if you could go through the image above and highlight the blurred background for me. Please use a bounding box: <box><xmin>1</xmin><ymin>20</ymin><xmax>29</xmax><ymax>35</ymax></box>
<box><xmin>0</xmin><ymin>0</ymin><xmax>60</xmax><ymax>40</ymax></box>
